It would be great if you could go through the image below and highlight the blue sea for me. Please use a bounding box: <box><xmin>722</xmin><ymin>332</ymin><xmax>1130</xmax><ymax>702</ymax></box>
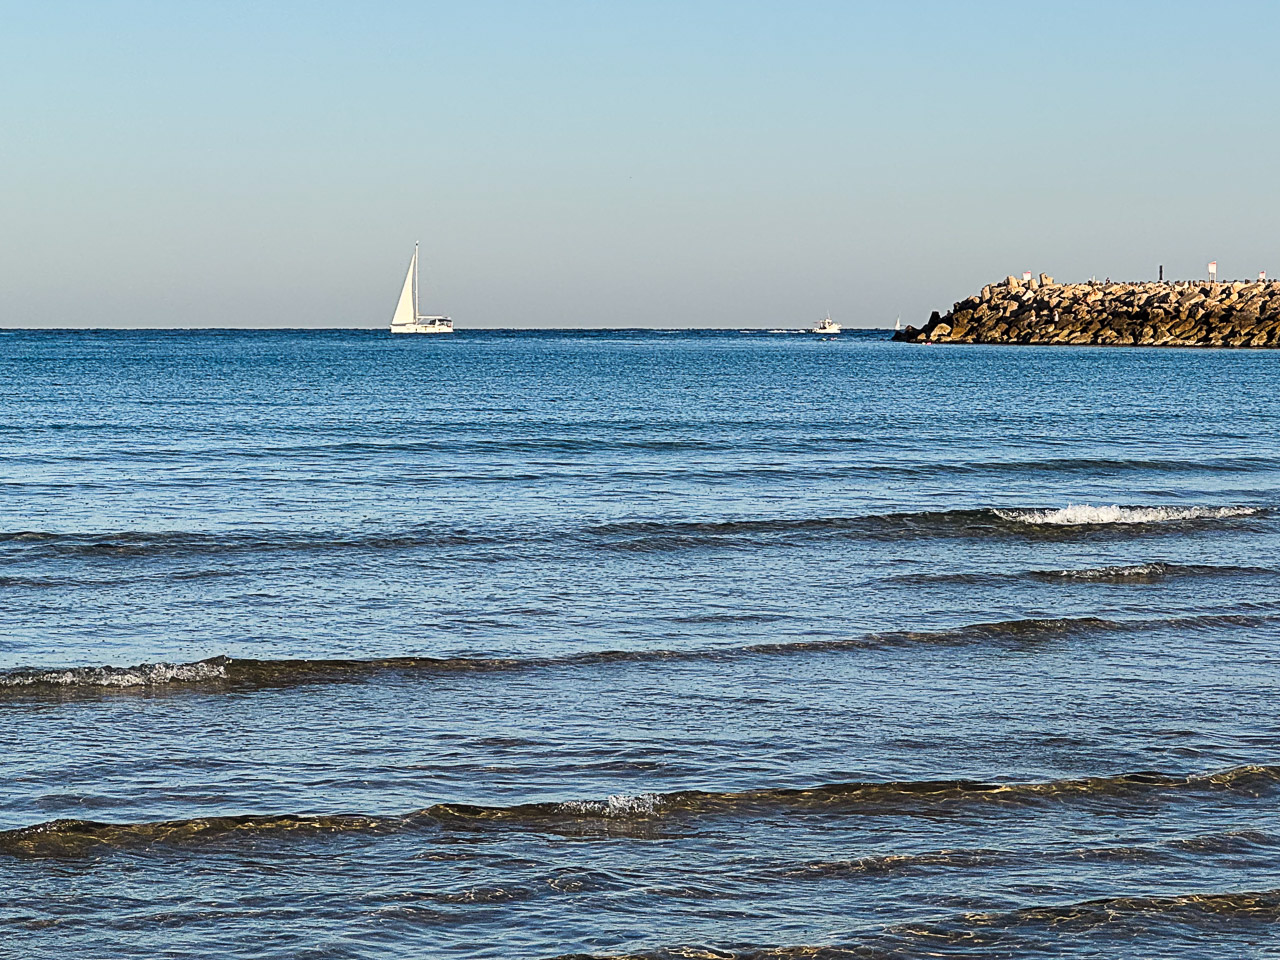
<box><xmin>4</xmin><ymin>328</ymin><xmax>1280</xmax><ymax>958</ymax></box>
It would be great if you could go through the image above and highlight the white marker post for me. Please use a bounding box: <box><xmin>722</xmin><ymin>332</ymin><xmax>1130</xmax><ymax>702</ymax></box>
<box><xmin>1208</xmin><ymin>261</ymin><xmax>1218</xmax><ymax>282</ymax></box>
<box><xmin>1260</xmin><ymin>271</ymin><xmax>1267</xmax><ymax>281</ymax></box>
<box><xmin>1022</xmin><ymin>271</ymin><xmax>1032</xmax><ymax>282</ymax></box>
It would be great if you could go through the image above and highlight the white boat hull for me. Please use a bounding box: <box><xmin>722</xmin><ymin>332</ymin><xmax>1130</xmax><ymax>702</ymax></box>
<box><xmin>809</xmin><ymin>313</ymin><xmax>841</xmax><ymax>335</ymax></box>
<box><xmin>391</xmin><ymin>318</ymin><xmax>453</xmax><ymax>334</ymax></box>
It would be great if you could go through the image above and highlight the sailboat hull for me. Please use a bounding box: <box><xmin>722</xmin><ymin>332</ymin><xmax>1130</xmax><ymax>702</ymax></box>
<box><xmin>391</xmin><ymin>318</ymin><xmax>454</xmax><ymax>334</ymax></box>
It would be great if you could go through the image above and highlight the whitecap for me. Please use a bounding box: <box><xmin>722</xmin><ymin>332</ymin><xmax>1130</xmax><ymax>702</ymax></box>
<box><xmin>557</xmin><ymin>793</ymin><xmax>663</xmax><ymax>817</ymax></box>
<box><xmin>994</xmin><ymin>505</ymin><xmax>1262</xmax><ymax>526</ymax></box>
<box><xmin>0</xmin><ymin>659</ymin><xmax>227</xmax><ymax>688</ymax></box>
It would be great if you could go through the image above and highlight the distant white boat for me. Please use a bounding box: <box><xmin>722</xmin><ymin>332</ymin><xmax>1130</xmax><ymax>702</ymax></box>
<box><xmin>390</xmin><ymin>243</ymin><xmax>452</xmax><ymax>334</ymax></box>
<box><xmin>894</xmin><ymin>315</ymin><xmax>902</xmax><ymax>331</ymax></box>
<box><xmin>810</xmin><ymin>314</ymin><xmax>841</xmax><ymax>335</ymax></box>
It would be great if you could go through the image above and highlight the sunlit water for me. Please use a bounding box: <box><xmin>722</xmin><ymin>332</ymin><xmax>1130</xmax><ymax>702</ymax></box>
<box><xmin>3</xmin><ymin>329</ymin><xmax>1280</xmax><ymax>958</ymax></box>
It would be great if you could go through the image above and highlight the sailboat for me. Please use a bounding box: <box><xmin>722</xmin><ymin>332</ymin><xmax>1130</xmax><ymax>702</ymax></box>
<box><xmin>390</xmin><ymin>243</ymin><xmax>453</xmax><ymax>334</ymax></box>
<box><xmin>894</xmin><ymin>316</ymin><xmax>902</xmax><ymax>332</ymax></box>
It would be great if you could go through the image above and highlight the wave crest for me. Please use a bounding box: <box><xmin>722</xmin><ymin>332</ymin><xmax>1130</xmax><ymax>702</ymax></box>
<box><xmin>5</xmin><ymin>765</ymin><xmax>1276</xmax><ymax>857</ymax></box>
<box><xmin>0</xmin><ymin>504</ymin><xmax>1263</xmax><ymax>566</ymax></box>
<box><xmin>0</xmin><ymin>659</ymin><xmax>228</xmax><ymax>689</ymax></box>
<box><xmin>995</xmin><ymin>504</ymin><xmax>1263</xmax><ymax>526</ymax></box>
<box><xmin>6</xmin><ymin>612</ymin><xmax>1272</xmax><ymax>696</ymax></box>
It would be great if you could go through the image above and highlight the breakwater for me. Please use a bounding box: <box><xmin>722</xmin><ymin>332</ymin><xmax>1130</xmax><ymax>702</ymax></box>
<box><xmin>893</xmin><ymin>275</ymin><xmax>1280</xmax><ymax>347</ymax></box>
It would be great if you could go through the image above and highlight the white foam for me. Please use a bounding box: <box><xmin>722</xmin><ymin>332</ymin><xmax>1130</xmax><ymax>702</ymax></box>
<box><xmin>0</xmin><ymin>659</ymin><xmax>227</xmax><ymax>688</ymax></box>
<box><xmin>1054</xmin><ymin>563</ymin><xmax>1170</xmax><ymax>579</ymax></box>
<box><xmin>995</xmin><ymin>505</ymin><xmax>1262</xmax><ymax>526</ymax></box>
<box><xmin>558</xmin><ymin>793</ymin><xmax>663</xmax><ymax>817</ymax></box>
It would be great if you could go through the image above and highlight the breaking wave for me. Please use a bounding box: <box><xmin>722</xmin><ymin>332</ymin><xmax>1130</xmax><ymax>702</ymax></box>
<box><xmin>4</xmin><ymin>765</ymin><xmax>1276</xmax><ymax>857</ymax></box>
<box><xmin>590</xmin><ymin>503</ymin><xmax>1267</xmax><ymax>552</ymax></box>
<box><xmin>1030</xmin><ymin>561</ymin><xmax>1274</xmax><ymax>582</ymax></box>
<box><xmin>5</xmin><ymin>612</ymin><xmax>1272</xmax><ymax>696</ymax></box>
<box><xmin>1</xmin><ymin>504</ymin><xmax>1262</xmax><ymax>564</ymax></box>
<box><xmin>0</xmin><ymin>660</ymin><xmax>228</xmax><ymax>688</ymax></box>
<box><xmin>994</xmin><ymin>504</ymin><xmax>1263</xmax><ymax>526</ymax></box>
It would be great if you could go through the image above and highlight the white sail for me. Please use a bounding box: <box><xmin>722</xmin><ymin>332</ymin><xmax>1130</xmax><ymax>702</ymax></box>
<box><xmin>390</xmin><ymin>248</ymin><xmax>416</xmax><ymax>328</ymax></box>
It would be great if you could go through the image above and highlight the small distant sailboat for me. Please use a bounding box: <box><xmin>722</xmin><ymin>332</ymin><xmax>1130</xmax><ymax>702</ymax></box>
<box><xmin>894</xmin><ymin>315</ymin><xmax>902</xmax><ymax>332</ymax></box>
<box><xmin>390</xmin><ymin>243</ymin><xmax>452</xmax><ymax>334</ymax></box>
<box><xmin>810</xmin><ymin>313</ymin><xmax>841</xmax><ymax>335</ymax></box>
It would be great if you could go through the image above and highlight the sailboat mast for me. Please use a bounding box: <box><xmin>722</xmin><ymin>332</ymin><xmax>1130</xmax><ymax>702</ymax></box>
<box><xmin>413</xmin><ymin>242</ymin><xmax>420</xmax><ymax>319</ymax></box>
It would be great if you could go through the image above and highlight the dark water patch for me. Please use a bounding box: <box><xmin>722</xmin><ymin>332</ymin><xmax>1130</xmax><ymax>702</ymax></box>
<box><xmin>6</xmin><ymin>766</ymin><xmax>1278</xmax><ymax>857</ymax></box>
<box><xmin>748</xmin><ymin>612</ymin><xmax>1276</xmax><ymax>656</ymax></box>
<box><xmin>763</xmin><ymin>616</ymin><xmax>1118</xmax><ymax>653</ymax></box>
<box><xmin>1029</xmin><ymin>562</ymin><xmax>1278</xmax><ymax>583</ymax></box>
<box><xmin>0</xmin><ymin>569</ymin><xmax>240</xmax><ymax>589</ymax></box>
<box><xmin>667</xmin><ymin>612</ymin><xmax>795</xmax><ymax>625</ymax></box>
<box><xmin>1170</xmin><ymin>829</ymin><xmax>1280</xmax><ymax>854</ymax></box>
<box><xmin>557</xmin><ymin>888</ymin><xmax>1280</xmax><ymax>958</ymax></box>
<box><xmin>0</xmin><ymin>813</ymin><xmax>406</xmax><ymax>858</ymax></box>
<box><xmin>890</xmin><ymin>562</ymin><xmax>1277</xmax><ymax>587</ymax></box>
<box><xmin>929</xmin><ymin>887</ymin><xmax>1280</xmax><ymax>935</ymax></box>
<box><xmin>279</xmin><ymin>437</ymin><xmax>759</xmax><ymax>456</ymax></box>
<box><xmin>769</xmin><ymin>832</ymin><xmax>1278</xmax><ymax>882</ymax></box>
<box><xmin>949</xmin><ymin>455</ymin><xmax>1275</xmax><ymax>477</ymax></box>
<box><xmin>777</xmin><ymin>842</ymin><xmax>1176</xmax><ymax>880</ymax></box>
<box><xmin>0</xmin><ymin>527</ymin><xmax>516</xmax><ymax>560</ymax></box>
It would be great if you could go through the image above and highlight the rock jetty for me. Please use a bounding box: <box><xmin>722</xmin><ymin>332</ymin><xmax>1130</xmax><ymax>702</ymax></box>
<box><xmin>893</xmin><ymin>275</ymin><xmax>1280</xmax><ymax>347</ymax></box>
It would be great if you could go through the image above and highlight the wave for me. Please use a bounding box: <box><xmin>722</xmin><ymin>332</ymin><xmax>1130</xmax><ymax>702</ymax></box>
<box><xmin>0</xmin><ymin>527</ymin><xmax>517</xmax><ymax>562</ymax></box>
<box><xmin>564</xmin><ymin>888</ymin><xmax>1280</xmax><ymax>957</ymax></box>
<box><xmin>0</xmin><ymin>813</ymin><xmax>400</xmax><ymax>858</ymax></box>
<box><xmin>0</xmin><ymin>618</ymin><xmax>1138</xmax><ymax>692</ymax></box>
<box><xmin>1032</xmin><ymin>561</ymin><xmax>1275</xmax><ymax>582</ymax></box>
<box><xmin>994</xmin><ymin>504</ymin><xmax>1263</xmax><ymax>526</ymax></box>
<box><xmin>894</xmin><ymin>562</ymin><xmax>1277</xmax><ymax>586</ymax></box>
<box><xmin>5</xmin><ymin>612</ymin><xmax>1272</xmax><ymax>695</ymax></box>
<box><xmin>922</xmin><ymin>888</ymin><xmax>1280</xmax><ymax>934</ymax></box>
<box><xmin>429</xmin><ymin>765</ymin><xmax>1280</xmax><ymax>827</ymax></box>
<box><xmin>0</xmin><ymin>655</ymin><xmax>524</xmax><ymax>691</ymax></box>
<box><xmin>5</xmin><ymin>765</ymin><xmax>1276</xmax><ymax>857</ymax></box>
<box><xmin>776</xmin><ymin>830</ymin><xmax>1280</xmax><ymax>880</ymax></box>
<box><xmin>591</xmin><ymin>504</ymin><xmax>1267</xmax><ymax>552</ymax></box>
<box><xmin>0</xmin><ymin>660</ymin><xmax>230</xmax><ymax>688</ymax></box>
<box><xmin>948</xmin><ymin>455</ymin><xmax>1273</xmax><ymax>477</ymax></box>
<box><xmin>0</xmin><ymin>504</ymin><xmax>1263</xmax><ymax>563</ymax></box>
<box><xmin>777</xmin><ymin>843</ymin><xmax>1175</xmax><ymax>880</ymax></box>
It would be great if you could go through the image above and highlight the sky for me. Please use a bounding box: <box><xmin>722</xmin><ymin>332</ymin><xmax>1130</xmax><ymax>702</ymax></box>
<box><xmin>2</xmin><ymin>0</ymin><xmax>1278</xmax><ymax>328</ymax></box>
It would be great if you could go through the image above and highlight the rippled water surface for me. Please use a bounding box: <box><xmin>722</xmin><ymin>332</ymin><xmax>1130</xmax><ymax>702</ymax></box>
<box><xmin>4</xmin><ymin>329</ymin><xmax>1280</xmax><ymax>958</ymax></box>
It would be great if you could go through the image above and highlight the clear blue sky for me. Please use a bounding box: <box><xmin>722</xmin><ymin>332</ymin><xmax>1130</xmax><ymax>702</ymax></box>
<box><xmin>2</xmin><ymin>0</ymin><xmax>1277</xmax><ymax>328</ymax></box>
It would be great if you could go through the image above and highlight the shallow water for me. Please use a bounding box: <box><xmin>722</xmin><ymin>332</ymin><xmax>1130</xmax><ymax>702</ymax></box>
<box><xmin>3</xmin><ymin>329</ymin><xmax>1280</xmax><ymax>957</ymax></box>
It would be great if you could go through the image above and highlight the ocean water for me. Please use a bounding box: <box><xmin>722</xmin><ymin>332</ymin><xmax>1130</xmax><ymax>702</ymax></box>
<box><xmin>3</xmin><ymin>328</ymin><xmax>1280</xmax><ymax>958</ymax></box>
